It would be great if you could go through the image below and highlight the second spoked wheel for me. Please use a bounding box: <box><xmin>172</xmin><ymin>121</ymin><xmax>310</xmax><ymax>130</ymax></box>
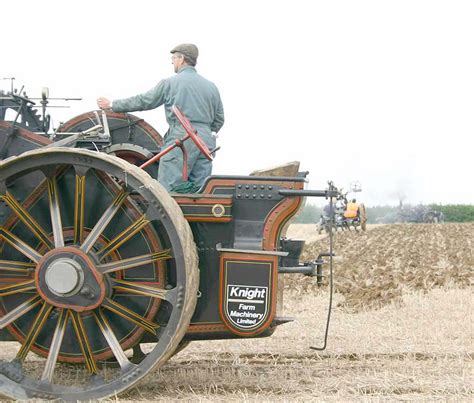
<box><xmin>0</xmin><ymin>147</ymin><xmax>198</xmax><ymax>399</ymax></box>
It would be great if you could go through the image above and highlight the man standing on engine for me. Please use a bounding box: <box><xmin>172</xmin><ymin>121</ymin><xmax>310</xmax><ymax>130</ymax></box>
<box><xmin>97</xmin><ymin>43</ymin><xmax>224</xmax><ymax>192</ymax></box>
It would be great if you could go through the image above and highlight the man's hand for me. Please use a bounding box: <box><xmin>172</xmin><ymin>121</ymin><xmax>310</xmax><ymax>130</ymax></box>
<box><xmin>97</xmin><ymin>97</ymin><xmax>112</xmax><ymax>110</ymax></box>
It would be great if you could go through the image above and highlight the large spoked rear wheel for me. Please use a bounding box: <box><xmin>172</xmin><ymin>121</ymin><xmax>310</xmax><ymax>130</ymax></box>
<box><xmin>0</xmin><ymin>147</ymin><xmax>198</xmax><ymax>400</ymax></box>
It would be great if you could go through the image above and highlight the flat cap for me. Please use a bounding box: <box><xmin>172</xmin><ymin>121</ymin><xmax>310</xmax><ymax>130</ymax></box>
<box><xmin>170</xmin><ymin>43</ymin><xmax>199</xmax><ymax>65</ymax></box>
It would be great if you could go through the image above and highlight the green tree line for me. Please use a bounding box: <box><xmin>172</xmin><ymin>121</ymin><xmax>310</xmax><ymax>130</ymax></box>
<box><xmin>429</xmin><ymin>204</ymin><xmax>474</xmax><ymax>222</ymax></box>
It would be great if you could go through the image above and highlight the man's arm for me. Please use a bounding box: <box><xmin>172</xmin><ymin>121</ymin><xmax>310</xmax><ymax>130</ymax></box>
<box><xmin>97</xmin><ymin>80</ymin><xmax>168</xmax><ymax>112</ymax></box>
<box><xmin>211</xmin><ymin>93</ymin><xmax>224</xmax><ymax>133</ymax></box>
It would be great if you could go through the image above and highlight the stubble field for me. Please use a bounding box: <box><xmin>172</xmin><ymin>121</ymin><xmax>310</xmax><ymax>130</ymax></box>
<box><xmin>0</xmin><ymin>223</ymin><xmax>472</xmax><ymax>401</ymax></box>
<box><xmin>116</xmin><ymin>223</ymin><xmax>473</xmax><ymax>401</ymax></box>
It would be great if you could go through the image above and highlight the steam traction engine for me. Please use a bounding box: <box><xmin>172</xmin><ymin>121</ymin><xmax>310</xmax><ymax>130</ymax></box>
<box><xmin>0</xmin><ymin>86</ymin><xmax>336</xmax><ymax>399</ymax></box>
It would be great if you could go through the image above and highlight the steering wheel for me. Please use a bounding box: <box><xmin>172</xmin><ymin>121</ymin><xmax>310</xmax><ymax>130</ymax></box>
<box><xmin>172</xmin><ymin>105</ymin><xmax>213</xmax><ymax>161</ymax></box>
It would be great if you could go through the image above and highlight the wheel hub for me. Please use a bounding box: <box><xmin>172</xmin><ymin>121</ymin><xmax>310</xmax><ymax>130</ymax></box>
<box><xmin>44</xmin><ymin>258</ymin><xmax>84</xmax><ymax>296</ymax></box>
<box><xmin>35</xmin><ymin>247</ymin><xmax>106</xmax><ymax>312</ymax></box>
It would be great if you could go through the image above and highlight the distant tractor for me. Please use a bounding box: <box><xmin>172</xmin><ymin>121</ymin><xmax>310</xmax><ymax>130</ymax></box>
<box><xmin>318</xmin><ymin>182</ymin><xmax>367</xmax><ymax>233</ymax></box>
<box><xmin>398</xmin><ymin>205</ymin><xmax>444</xmax><ymax>223</ymax></box>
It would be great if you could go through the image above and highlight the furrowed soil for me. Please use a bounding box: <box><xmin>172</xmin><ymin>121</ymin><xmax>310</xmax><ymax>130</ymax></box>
<box><xmin>1</xmin><ymin>223</ymin><xmax>472</xmax><ymax>401</ymax></box>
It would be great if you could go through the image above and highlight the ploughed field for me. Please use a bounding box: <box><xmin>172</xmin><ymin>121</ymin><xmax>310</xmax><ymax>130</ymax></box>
<box><xmin>1</xmin><ymin>223</ymin><xmax>472</xmax><ymax>400</ymax></box>
<box><xmin>123</xmin><ymin>223</ymin><xmax>473</xmax><ymax>401</ymax></box>
<box><xmin>294</xmin><ymin>222</ymin><xmax>472</xmax><ymax>311</ymax></box>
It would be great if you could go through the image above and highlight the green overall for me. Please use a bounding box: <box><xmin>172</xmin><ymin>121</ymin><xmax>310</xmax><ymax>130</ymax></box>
<box><xmin>112</xmin><ymin>66</ymin><xmax>224</xmax><ymax>191</ymax></box>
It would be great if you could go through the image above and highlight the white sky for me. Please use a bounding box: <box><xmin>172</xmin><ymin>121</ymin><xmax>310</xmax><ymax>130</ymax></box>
<box><xmin>2</xmin><ymin>0</ymin><xmax>473</xmax><ymax>206</ymax></box>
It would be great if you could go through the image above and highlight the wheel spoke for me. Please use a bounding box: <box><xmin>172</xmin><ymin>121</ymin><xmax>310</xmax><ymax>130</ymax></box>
<box><xmin>112</xmin><ymin>279</ymin><xmax>171</xmax><ymax>301</ymax></box>
<box><xmin>16</xmin><ymin>302</ymin><xmax>53</xmax><ymax>361</ymax></box>
<box><xmin>0</xmin><ymin>260</ymin><xmax>35</xmax><ymax>272</ymax></box>
<box><xmin>0</xmin><ymin>280</ymin><xmax>36</xmax><ymax>297</ymax></box>
<box><xmin>0</xmin><ymin>294</ymin><xmax>42</xmax><ymax>329</ymax></box>
<box><xmin>0</xmin><ymin>166</ymin><xmax>68</xmax><ymax>253</ymax></box>
<box><xmin>102</xmin><ymin>298</ymin><xmax>159</xmax><ymax>335</ymax></box>
<box><xmin>41</xmin><ymin>308</ymin><xmax>68</xmax><ymax>382</ymax></box>
<box><xmin>93</xmin><ymin>309</ymin><xmax>134</xmax><ymax>371</ymax></box>
<box><xmin>1</xmin><ymin>192</ymin><xmax>54</xmax><ymax>250</ymax></box>
<box><xmin>96</xmin><ymin>215</ymin><xmax>150</xmax><ymax>260</ymax></box>
<box><xmin>73</xmin><ymin>174</ymin><xmax>86</xmax><ymax>245</ymax></box>
<box><xmin>0</xmin><ymin>228</ymin><xmax>42</xmax><ymax>263</ymax></box>
<box><xmin>80</xmin><ymin>189</ymin><xmax>129</xmax><ymax>253</ymax></box>
<box><xmin>96</xmin><ymin>250</ymin><xmax>172</xmax><ymax>274</ymax></box>
<box><xmin>46</xmin><ymin>177</ymin><xmax>64</xmax><ymax>248</ymax></box>
<box><xmin>69</xmin><ymin>310</ymin><xmax>98</xmax><ymax>375</ymax></box>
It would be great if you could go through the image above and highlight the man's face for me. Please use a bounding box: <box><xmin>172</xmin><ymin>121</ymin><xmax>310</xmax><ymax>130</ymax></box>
<box><xmin>171</xmin><ymin>53</ymin><xmax>184</xmax><ymax>73</ymax></box>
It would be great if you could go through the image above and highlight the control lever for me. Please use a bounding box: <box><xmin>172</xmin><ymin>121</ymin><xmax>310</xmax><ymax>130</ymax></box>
<box><xmin>100</xmin><ymin>110</ymin><xmax>111</xmax><ymax>139</ymax></box>
<box><xmin>92</xmin><ymin>110</ymin><xmax>110</xmax><ymax>139</ymax></box>
<box><xmin>46</xmin><ymin>125</ymin><xmax>103</xmax><ymax>148</ymax></box>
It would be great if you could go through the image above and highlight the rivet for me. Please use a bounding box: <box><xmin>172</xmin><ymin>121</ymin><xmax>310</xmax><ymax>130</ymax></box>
<box><xmin>237</xmin><ymin>184</ymin><xmax>242</xmax><ymax>189</ymax></box>
<box><xmin>252</xmin><ymin>194</ymin><xmax>256</xmax><ymax>198</ymax></box>
<box><xmin>245</xmin><ymin>185</ymin><xmax>250</xmax><ymax>189</ymax></box>
<box><xmin>253</xmin><ymin>185</ymin><xmax>257</xmax><ymax>189</ymax></box>
<box><xmin>268</xmin><ymin>186</ymin><xmax>273</xmax><ymax>190</ymax></box>
<box><xmin>260</xmin><ymin>194</ymin><xmax>264</xmax><ymax>198</ymax></box>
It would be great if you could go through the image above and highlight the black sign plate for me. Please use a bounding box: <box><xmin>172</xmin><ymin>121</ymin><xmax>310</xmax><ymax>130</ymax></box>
<box><xmin>220</xmin><ymin>256</ymin><xmax>275</xmax><ymax>335</ymax></box>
